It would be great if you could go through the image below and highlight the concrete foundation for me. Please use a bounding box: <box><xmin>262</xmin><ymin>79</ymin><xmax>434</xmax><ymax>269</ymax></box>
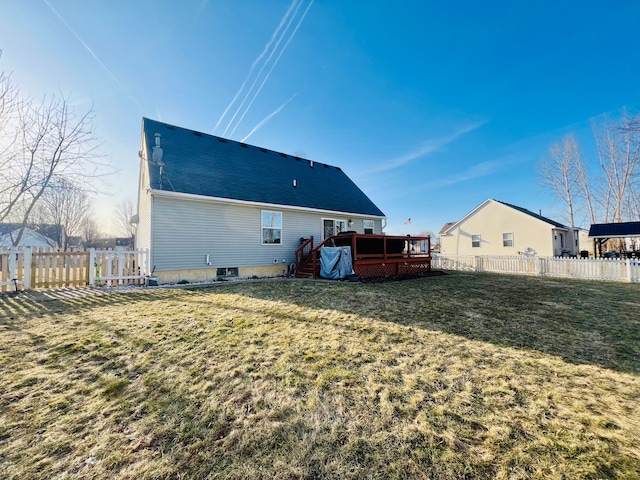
<box><xmin>154</xmin><ymin>264</ymin><xmax>290</xmax><ymax>284</ymax></box>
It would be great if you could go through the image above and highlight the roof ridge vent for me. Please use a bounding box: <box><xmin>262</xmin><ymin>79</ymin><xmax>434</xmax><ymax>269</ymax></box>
<box><xmin>240</xmin><ymin>143</ymin><xmax>248</xmax><ymax>148</ymax></box>
<box><xmin>260</xmin><ymin>147</ymin><xmax>267</xmax><ymax>152</ymax></box>
<box><xmin>218</xmin><ymin>138</ymin><xmax>227</xmax><ymax>143</ymax></box>
<box><xmin>280</xmin><ymin>153</ymin><xmax>288</xmax><ymax>157</ymax></box>
<box><xmin>193</xmin><ymin>131</ymin><xmax>202</xmax><ymax>136</ymax></box>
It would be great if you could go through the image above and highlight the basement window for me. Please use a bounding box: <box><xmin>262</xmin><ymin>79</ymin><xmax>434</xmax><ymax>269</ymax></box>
<box><xmin>217</xmin><ymin>267</ymin><xmax>238</xmax><ymax>277</ymax></box>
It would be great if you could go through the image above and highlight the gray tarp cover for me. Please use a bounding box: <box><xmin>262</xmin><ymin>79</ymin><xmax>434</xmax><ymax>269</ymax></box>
<box><xmin>319</xmin><ymin>246</ymin><xmax>353</xmax><ymax>279</ymax></box>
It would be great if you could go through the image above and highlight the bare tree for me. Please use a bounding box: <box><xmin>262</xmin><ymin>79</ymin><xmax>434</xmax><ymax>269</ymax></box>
<box><xmin>539</xmin><ymin>134</ymin><xmax>583</xmax><ymax>226</ymax></box>
<box><xmin>574</xmin><ymin>152</ymin><xmax>598</xmax><ymax>225</ymax></box>
<box><xmin>540</xmin><ymin>113</ymin><xmax>640</xmax><ymax>228</ymax></box>
<box><xmin>593</xmin><ymin>113</ymin><xmax>640</xmax><ymax>223</ymax></box>
<box><xmin>114</xmin><ymin>199</ymin><xmax>136</xmax><ymax>240</ymax></box>
<box><xmin>39</xmin><ymin>179</ymin><xmax>91</xmax><ymax>250</ymax></box>
<box><xmin>0</xmin><ymin>60</ymin><xmax>104</xmax><ymax>246</ymax></box>
<box><xmin>80</xmin><ymin>216</ymin><xmax>101</xmax><ymax>248</ymax></box>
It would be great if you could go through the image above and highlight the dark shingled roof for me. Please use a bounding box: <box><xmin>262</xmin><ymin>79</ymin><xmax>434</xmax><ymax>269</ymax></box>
<box><xmin>141</xmin><ymin>118</ymin><xmax>385</xmax><ymax>217</ymax></box>
<box><xmin>588</xmin><ymin>222</ymin><xmax>640</xmax><ymax>238</ymax></box>
<box><xmin>495</xmin><ymin>200</ymin><xmax>569</xmax><ymax>229</ymax></box>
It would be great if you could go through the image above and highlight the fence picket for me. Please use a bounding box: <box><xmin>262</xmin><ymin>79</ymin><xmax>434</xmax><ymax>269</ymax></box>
<box><xmin>433</xmin><ymin>254</ymin><xmax>640</xmax><ymax>283</ymax></box>
<box><xmin>0</xmin><ymin>248</ymin><xmax>149</xmax><ymax>291</ymax></box>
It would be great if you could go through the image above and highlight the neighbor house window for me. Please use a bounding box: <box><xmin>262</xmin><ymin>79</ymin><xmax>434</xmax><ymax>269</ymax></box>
<box><xmin>262</xmin><ymin>210</ymin><xmax>282</xmax><ymax>244</ymax></box>
<box><xmin>363</xmin><ymin>220</ymin><xmax>374</xmax><ymax>235</ymax></box>
<box><xmin>472</xmin><ymin>234</ymin><xmax>481</xmax><ymax>248</ymax></box>
<box><xmin>503</xmin><ymin>232</ymin><xmax>514</xmax><ymax>247</ymax></box>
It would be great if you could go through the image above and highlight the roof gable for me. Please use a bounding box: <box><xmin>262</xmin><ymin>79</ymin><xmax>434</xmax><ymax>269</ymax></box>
<box><xmin>0</xmin><ymin>225</ymin><xmax>57</xmax><ymax>247</ymax></box>
<box><xmin>494</xmin><ymin>200</ymin><xmax>569</xmax><ymax>229</ymax></box>
<box><xmin>442</xmin><ymin>199</ymin><xmax>569</xmax><ymax>234</ymax></box>
<box><xmin>141</xmin><ymin>118</ymin><xmax>385</xmax><ymax>217</ymax></box>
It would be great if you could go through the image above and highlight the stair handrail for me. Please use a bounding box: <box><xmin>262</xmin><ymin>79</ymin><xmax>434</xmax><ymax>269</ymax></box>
<box><xmin>295</xmin><ymin>236</ymin><xmax>314</xmax><ymax>273</ymax></box>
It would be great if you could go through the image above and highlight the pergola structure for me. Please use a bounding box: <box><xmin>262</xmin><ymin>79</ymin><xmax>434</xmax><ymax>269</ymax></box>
<box><xmin>588</xmin><ymin>222</ymin><xmax>640</xmax><ymax>257</ymax></box>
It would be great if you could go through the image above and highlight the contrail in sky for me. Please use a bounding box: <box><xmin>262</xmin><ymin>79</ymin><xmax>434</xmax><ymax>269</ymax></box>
<box><xmin>43</xmin><ymin>0</ymin><xmax>148</xmax><ymax>115</ymax></box>
<box><xmin>214</xmin><ymin>0</ymin><xmax>300</xmax><ymax>134</ymax></box>
<box><xmin>241</xmin><ymin>93</ymin><xmax>298</xmax><ymax>142</ymax></box>
<box><xmin>223</xmin><ymin>0</ymin><xmax>304</xmax><ymax>136</ymax></box>
<box><xmin>230</xmin><ymin>0</ymin><xmax>314</xmax><ymax>138</ymax></box>
<box><xmin>371</xmin><ymin>120</ymin><xmax>489</xmax><ymax>173</ymax></box>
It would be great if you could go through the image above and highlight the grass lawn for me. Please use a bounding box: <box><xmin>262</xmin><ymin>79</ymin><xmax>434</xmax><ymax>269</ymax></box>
<box><xmin>1</xmin><ymin>272</ymin><xmax>639</xmax><ymax>479</ymax></box>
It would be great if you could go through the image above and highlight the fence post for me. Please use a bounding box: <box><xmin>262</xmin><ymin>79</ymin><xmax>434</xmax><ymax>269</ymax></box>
<box><xmin>538</xmin><ymin>257</ymin><xmax>546</xmax><ymax>276</ymax></box>
<box><xmin>23</xmin><ymin>247</ymin><xmax>32</xmax><ymax>289</ymax></box>
<box><xmin>118</xmin><ymin>251</ymin><xmax>124</xmax><ymax>285</ymax></box>
<box><xmin>89</xmin><ymin>248</ymin><xmax>96</xmax><ymax>286</ymax></box>
<box><xmin>626</xmin><ymin>258</ymin><xmax>632</xmax><ymax>283</ymax></box>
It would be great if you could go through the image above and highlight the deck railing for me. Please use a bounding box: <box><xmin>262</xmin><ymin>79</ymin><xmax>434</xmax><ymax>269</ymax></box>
<box><xmin>297</xmin><ymin>233</ymin><xmax>432</xmax><ymax>279</ymax></box>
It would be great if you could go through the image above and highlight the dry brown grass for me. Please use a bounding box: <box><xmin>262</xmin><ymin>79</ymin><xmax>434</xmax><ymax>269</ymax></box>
<box><xmin>1</xmin><ymin>273</ymin><xmax>639</xmax><ymax>479</ymax></box>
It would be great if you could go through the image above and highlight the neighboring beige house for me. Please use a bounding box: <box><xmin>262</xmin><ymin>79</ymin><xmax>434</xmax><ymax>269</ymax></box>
<box><xmin>440</xmin><ymin>199</ymin><xmax>581</xmax><ymax>257</ymax></box>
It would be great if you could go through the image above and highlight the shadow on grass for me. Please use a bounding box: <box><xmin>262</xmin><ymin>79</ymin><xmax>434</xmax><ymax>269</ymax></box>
<box><xmin>0</xmin><ymin>288</ymin><xmax>182</xmax><ymax>331</ymax></box>
<box><xmin>220</xmin><ymin>273</ymin><xmax>640</xmax><ymax>375</ymax></box>
<box><xmin>2</xmin><ymin>274</ymin><xmax>639</xmax><ymax>374</ymax></box>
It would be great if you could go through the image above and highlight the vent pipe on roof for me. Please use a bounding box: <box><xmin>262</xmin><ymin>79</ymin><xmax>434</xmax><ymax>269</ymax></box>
<box><xmin>309</xmin><ymin>160</ymin><xmax>314</xmax><ymax>168</ymax></box>
<box><xmin>152</xmin><ymin>133</ymin><xmax>164</xmax><ymax>190</ymax></box>
<box><xmin>293</xmin><ymin>179</ymin><xmax>297</xmax><ymax>188</ymax></box>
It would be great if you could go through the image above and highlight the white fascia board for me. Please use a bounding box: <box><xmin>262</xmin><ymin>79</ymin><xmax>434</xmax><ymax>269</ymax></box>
<box><xmin>442</xmin><ymin>198</ymin><xmax>493</xmax><ymax>234</ymax></box>
<box><xmin>150</xmin><ymin>189</ymin><xmax>386</xmax><ymax>220</ymax></box>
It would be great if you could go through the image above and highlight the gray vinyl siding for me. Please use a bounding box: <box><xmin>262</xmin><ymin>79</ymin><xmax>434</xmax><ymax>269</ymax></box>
<box><xmin>135</xmin><ymin>163</ymin><xmax>152</xmax><ymax>253</ymax></box>
<box><xmin>150</xmin><ymin>195</ymin><xmax>383</xmax><ymax>271</ymax></box>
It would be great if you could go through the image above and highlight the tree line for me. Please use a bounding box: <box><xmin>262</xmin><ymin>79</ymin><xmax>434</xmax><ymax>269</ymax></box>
<box><xmin>539</xmin><ymin>111</ymin><xmax>640</xmax><ymax>227</ymax></box>
<box><xmin>1</xmin><ymin>54</ymin><xmax>135</xmax><ymax>249</ymax></box>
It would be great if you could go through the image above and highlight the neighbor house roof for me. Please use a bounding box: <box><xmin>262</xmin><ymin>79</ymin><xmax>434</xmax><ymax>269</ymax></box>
<box><xmin>494</xmin><ymin>200</ymin><xmax>569</xmax><ymax>229</ymax></box>
<box><xmin>442</xmin><ymin>199</ymin><xmax>570</xmax><ymax>235</ymax></box>
<box><xmin>0</xmin><ymin>224</ymin><xmax>58</xmax><ymax>248</ymax></box>
<box><xmin>588</xmin><ymin>222</ymin><xmax>640</xmax><ymax>238</ymax></box>
<box><xmin>438</xmin><ymin>222</ymin><xmax>456</xmax><ymax>235</ymax></box>
<box><xmin>141</xmin><ymin>118</ymin><xmax>385</xmax><ymax>217</ymax></box>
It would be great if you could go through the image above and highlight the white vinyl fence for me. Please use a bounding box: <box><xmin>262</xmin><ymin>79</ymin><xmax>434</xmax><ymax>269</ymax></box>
<box><xmin>0</xmin><ymin>247</ymin><xmax>150</xmax><ymax>292</ymax></box>
<box><xmin>433</xmin><ymin>254</ymin><xmax>640</xmax><ymax>283</ymax></box>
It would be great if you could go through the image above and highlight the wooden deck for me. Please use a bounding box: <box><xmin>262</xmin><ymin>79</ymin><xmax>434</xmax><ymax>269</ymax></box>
<box><xmin>295</xmin><ymin>233</ymin><xmax>431</xmax><ymax>279</ymax></box>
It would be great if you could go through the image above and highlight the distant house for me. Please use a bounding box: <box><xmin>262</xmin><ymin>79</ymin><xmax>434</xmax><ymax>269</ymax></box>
<box><xmin>134</xmin><ymin>118</ymin><xmax>386</xmax><ymax>283</ymax></box>
<box><xmin>588</xmin><ymin>221</ymin><xmax>640</xmax><ymax>256</ymax></box>
<box><xmin>0</xmin><ymin>224</ymin><xmax>60</xmax><ymax>248</ymax></box>
<box><xmin>440</xmin><ymin>199</ymin><xmax>581</xmax><ymax>257</ymax></box>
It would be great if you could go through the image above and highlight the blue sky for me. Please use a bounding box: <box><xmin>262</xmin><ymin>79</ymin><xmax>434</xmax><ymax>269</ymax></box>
<box><xmin>1</xmin><ymin>1</ymin><xmax>639</xmax><ymax>235</ymax></box>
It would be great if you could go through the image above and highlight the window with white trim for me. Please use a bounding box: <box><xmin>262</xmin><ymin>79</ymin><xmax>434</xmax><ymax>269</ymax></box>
<box><xmin>262</xmin><ymin>210</ymin><xmax>282</xmax><ymax>244</ymax></box>
<box><xmin>472</xmin><ymin>234</ymin><xmax>481</xmax><ymax>248</ymax></box>
<box><xmin>322</xmin><ymin>219</ymin><xmax>347</xmax><ymax>239</ymax></box>
<box><xmin>363</xmin><ymin>220</ymin><xmax>374</xmax><ymax>235</ymax></box>
<box><xmin>503</xmin><ymin>232</ymin><xmax>514</xmax><ymax>247</ymax></box>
